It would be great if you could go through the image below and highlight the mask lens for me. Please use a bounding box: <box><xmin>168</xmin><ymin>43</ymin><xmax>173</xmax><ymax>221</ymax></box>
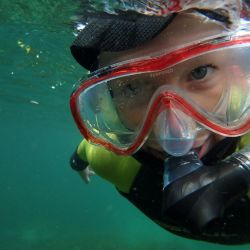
<box><xmin>78</xmin><ymin>83</ymin><xmax>138</xmax><ymax>148</ymax></box>
<box><xmin>74</xmin><ymin>42</ymin><xmax>250</xmax><ymax>154</ymax></box>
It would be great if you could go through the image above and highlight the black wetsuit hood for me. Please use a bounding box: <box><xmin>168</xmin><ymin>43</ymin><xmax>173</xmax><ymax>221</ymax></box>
<box><xmin>71</xmin><ymin>11</ymin><xmax>174</xmax><ymax>71</ymax></box>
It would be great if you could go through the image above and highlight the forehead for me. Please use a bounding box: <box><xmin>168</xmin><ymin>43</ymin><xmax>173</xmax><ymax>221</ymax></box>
<box><xmin>99</xmin><ymin>12</ymin><xmax>226</xmax><ymax>66</ymax></box>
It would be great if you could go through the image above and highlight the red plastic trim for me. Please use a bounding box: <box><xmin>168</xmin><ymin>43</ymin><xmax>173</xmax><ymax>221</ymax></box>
<box><xmin>70</xmin><ymin>35</ymin><xmax>250</xmax><ymax>155</ymax></box>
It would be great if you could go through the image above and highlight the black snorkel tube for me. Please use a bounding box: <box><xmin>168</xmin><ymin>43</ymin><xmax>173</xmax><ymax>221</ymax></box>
<box><xmin>162</xmin><ymin>145</ymin><xmax>250</xmax><ymax>232</ymax></box>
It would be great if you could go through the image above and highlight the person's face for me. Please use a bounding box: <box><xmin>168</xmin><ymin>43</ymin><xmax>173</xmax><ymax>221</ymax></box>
<box><xmin>99</xmin><ymin>12</ymin><xmax>230</xmax><ymax>155</ymax></box>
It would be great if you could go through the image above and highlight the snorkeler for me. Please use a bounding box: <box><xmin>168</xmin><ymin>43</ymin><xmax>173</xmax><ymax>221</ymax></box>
<box><xmin>69</xmin><ymin>0</ymin><xmax>250</xmax><ymax>245</ymax></box>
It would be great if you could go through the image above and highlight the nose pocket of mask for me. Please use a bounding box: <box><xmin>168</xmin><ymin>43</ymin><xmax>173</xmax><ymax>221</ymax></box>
<box><xmin>154</xmin><ymin>107</ymin><xmax>197</xmax><ymax>156</ymax></box>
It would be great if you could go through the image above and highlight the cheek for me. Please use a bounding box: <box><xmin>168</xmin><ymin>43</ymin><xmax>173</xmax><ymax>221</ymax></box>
<box><xmin>117</xmin><ymin>105</ymin><xmax>146</xmax><ymax>130</ymax></box>
<box><xmin>188</xmin><ymin>73</ymin><xmax>228</xmax><ymax>112</ymax></box>
<box><xmin>191</xmin><ymin>86</ymin><xmax>224</xmax><ymax>112</ymax></box>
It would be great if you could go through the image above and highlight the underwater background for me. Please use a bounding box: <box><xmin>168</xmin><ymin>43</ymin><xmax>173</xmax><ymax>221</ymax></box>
<box><xmin>1</xmin><ymin>1</ymin><xmax>250</xmax><ymax>249</ymax></box>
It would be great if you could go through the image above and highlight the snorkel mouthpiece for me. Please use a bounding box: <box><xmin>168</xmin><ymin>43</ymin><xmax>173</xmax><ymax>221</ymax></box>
<box><xmin>154</xmin><ymin>109</ymin><xmax>197</xmax><ymax>156</ymax></box>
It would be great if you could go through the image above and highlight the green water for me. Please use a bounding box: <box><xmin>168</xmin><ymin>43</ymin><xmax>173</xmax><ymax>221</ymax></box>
<box><xmin>1</xmin><ymin>1</ymin><xmax>250</xmax><ymax>249</ymax></box>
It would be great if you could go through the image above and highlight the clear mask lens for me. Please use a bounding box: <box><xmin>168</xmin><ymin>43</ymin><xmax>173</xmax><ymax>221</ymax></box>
<box><xmin>153</xmin><ymin>108</ymin><xmax>198</xmax><ymax>156</ymax></box>
<box><xmin>72</xmin><ymin>36</ymin><xmax>250</xmax><ymax>155</ymax></box>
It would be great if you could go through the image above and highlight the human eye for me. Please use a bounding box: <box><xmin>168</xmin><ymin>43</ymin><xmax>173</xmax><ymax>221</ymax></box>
<box><xmin>187</xmin><ymin>64</ymin><xmax>217</xmax><ymax>82</ymax></box>
<box><xmin>109</xmin><ymin>80</ymin><xmax>139</xmax><ymax>99</ymax></box>
<box><xmin>120</xmin><ymin>83</ymin><xmax>140</xmax><ymax>99</ymax></box>
<box><xmin>126</xmin><ymin>83</ymin><xmax>138</xmax><ymax>93</ymax></box>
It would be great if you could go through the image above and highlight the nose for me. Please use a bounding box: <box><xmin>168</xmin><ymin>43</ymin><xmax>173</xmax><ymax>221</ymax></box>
<box><xmin>153</xmin><ymin>103</ymin><xmax>197</xmax><ymax>156</ymax></box>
